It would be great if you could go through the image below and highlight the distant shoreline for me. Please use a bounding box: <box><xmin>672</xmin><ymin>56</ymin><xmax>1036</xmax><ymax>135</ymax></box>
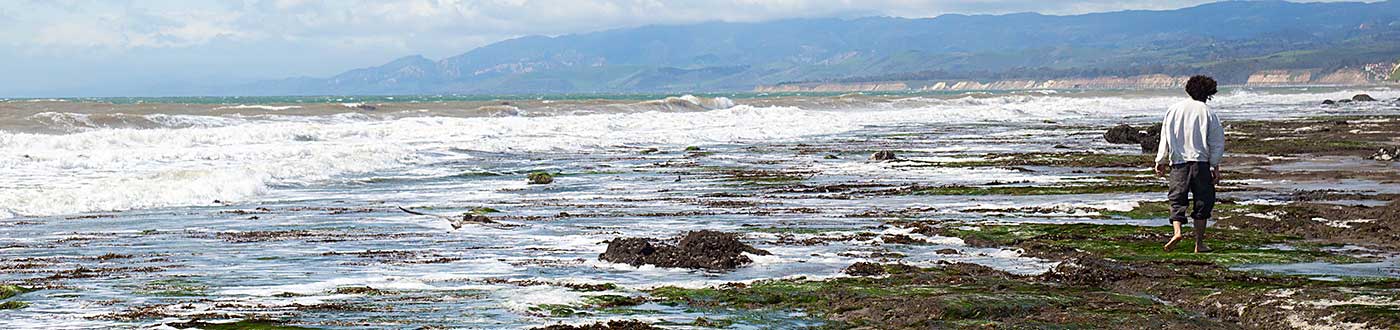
<box><xmin>3</xmin><ymin>85</ymin><xmax>1395</xmax><ymax>104</ymax></box>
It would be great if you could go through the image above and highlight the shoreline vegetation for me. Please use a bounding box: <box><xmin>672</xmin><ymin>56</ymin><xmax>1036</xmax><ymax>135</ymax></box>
<box><xmin>2</xmin><ymin>103</ymin><xmax>1398</xmax><ymax>329</ymax></box>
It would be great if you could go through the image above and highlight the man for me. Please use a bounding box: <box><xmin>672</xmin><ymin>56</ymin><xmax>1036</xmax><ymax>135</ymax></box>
<box><xmin>1155</xmin><ymin>75</ymin><xmax>1224</xmax><ymax>253</ymax></box>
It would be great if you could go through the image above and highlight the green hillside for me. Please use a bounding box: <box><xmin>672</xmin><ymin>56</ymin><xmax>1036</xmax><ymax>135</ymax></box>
<box><xmin>245</xmin><ymin>0</ymin><xmax>1400</xmax><ymax>95</ymax></box>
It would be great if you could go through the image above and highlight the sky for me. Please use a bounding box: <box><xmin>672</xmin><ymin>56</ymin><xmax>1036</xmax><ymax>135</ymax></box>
<box><xmin>0</xmin><ymin>0</ymin><xmax>1369</xmax><ymax>97</ymax></box>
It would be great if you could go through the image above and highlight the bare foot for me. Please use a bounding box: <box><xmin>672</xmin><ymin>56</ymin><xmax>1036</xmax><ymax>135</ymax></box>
<box><xmin>1163</xmin><ymin>235</ymin><xmax>1184</xmax><ymax>252</ymax></box>
<box><xmin>1194</xmin><ymin>245</ymin><xmax>1213</xmax><ymax>253</ymax></box>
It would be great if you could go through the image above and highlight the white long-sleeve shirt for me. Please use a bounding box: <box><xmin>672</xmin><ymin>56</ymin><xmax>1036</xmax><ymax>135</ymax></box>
<box><xmin>1155</xmin><ymin>100</ymin><xmax>1225</xmax><ymax>166</ymax></box>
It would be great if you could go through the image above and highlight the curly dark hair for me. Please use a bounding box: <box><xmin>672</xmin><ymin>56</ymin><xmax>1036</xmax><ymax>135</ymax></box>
<box><xmin>1185</xmin><ymin>75</ymin><xmax>1218</xmax><ymax>102</ymax></box>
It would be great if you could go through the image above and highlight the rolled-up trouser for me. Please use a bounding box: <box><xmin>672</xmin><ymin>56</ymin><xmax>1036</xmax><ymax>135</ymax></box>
<box><xmin>1167</xmin><ymin>161</ymin><xmax>1215</xmax><ymax>223</ymax></box>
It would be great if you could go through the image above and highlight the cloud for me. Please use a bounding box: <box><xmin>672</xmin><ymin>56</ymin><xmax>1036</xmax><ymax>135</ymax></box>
<box><xmin>3</xmin><ymin>0</ymin><xmax>1257</xmax><ymax>55</ymax></box>
<box><xmin>0</xmin><ymin>0</ymin><xmax>1377</xmax><ymax>96</ymax></box>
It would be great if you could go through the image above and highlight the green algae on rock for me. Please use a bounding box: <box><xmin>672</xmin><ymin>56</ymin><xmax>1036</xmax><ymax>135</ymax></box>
<box><xmin>530</xmin><ymin>320</ymin><xmax>661</xmax><ymax>330</ymax></box>
<box><xmin>331</xmin><ymin>286</ymin><xmax>389</xmax><ymax>295</ymax></box>
<box><xmin>161</xmin><ymin>320</ymin><xmax>318</xmax><ymax>330</ymax></box>
<box><xmin>136</xmin><ymin>278</ymin><xmax>209</xmax><ymax>297</ymax></box>
<box><xmin>916</xmin><ymin>223</ymin><xmax>1363</xmax><ymax>265</ymax></box>
<box><xmin>526</xmin><ymin>294</ymin><xmax>649</xmax><ymax>318</ymax></box>
<box><xmin>648</xmin><ymin>222</ymin><xmax>1400</xmax><ymax>329</ymax></box>
<box><xmin>649</xmin><ymin>262</ymin><xmax>1226</xmax><ymax>328</ymax></box>
<box><xmin>907</xmin><ymin>183</ymin><xmax>1165</xmax><ymax>196</ymax></box>
<box><xmin>0</xmin><ymin>285</ymin><xmax>32</xmax><ymax>309</ymax></box>
<box><xmin>528</xmin><ymin>171</ymin><xmax>555</xmax><ymax>184</ymax></box>
<box><xmin>703</xmin><ymin>166</ymin><xmax>812</xmax><ymax>185</ymax></box>
<box><xmin>0</xmin><ymin>285</ymin><xmax>30</xmax><ymax>300</ymax></box>
<box><xmin>898</xmin><ymin>152</ymin><xmax>1153</xmax><ymax>168</ymax></box>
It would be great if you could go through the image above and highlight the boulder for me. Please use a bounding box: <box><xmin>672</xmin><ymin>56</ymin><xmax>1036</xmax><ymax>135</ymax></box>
<box><xmin>1338</xmin><ymin>99</ymin><xmax>1354</xmax><ymax>104</ymax></box>
<box><xmin>1104</xmin><ymin>124</ymin><xmax>1142</xmax><ymax>144</ymax></box>
<box><xmin>1372</xmin><ymin>147</ymin><xmax>1399</xmax><ymax>161</ymax></box>
<box><xmin>1139</xmin><ymin>123</ymin><xmax>1162</xmax><ymax>154</ymax></box>
<box><xmin>528</xmin><ymin>172</ymin><xmax>554</xmax><ymax>184</ymax></box>
<box><xmin>599</xmin><ymin>230</ymin><xmax>771</xmax><ymax>271</ymax></box>
<box><xmin>1104</xmin><ymin>124</ymin><xmax>1161</xmax><ymax>153</ymax></box>
<box><xmin>1322</xmin><ymin>100</ymin><xmax>1336</xmax><ymax>105</ymax></box>
<box><xmin>1353</xmin><ymin>94</ymin><xmax>1377</xmax><ymax>102</ymax></box>
<box><xmin>1038</xmin><ymin>255</ymin><xmax>1137</xmax><ymax>286</ymax></box>
<box><xmin>843</xmin><ymin>262</ymin><xmax>887</xmax><ymax>276</ymax></box>
<box><xmin>870</xmin><ymin>150</ymin><xmax>897</xmax><ymax>161</ymax></box>
<box><xmin>843</xmin><ymin>262</ymin><xmax>918</xmax><ymax>276</ymax></box>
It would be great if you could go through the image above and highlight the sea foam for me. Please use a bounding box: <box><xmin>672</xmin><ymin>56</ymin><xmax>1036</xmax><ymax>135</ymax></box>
<box><xmin>1</xmin><ymin>89</ymin><xmax>1394</xmax><ymax>218</ymax></box>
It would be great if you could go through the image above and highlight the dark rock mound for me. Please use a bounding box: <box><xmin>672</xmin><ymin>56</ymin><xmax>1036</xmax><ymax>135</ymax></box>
<box><xmin>1104</xmin><ymin>124</ymin><xmax>1142</xmax><ymax>144</ymax></box>
<box><xmin>1038</xmin><ymin>256</ymin><xmax>1137</xmax><ymax>286</ymax></box>
<box><xmin>844</xmin><ymin>262</ymin><xmax>918</xmax><ymax>276</ymax></box>
<box><xmin>870</xmin><ymin>150</ymin><xmax>897</xmax><ymax>161</ymax></box>
<box><xmin>599</xmin><ymin>230</ymin><xmax>771</xmax><ymax>271</ymax></box>
<box><xmin>1139</xmin><ymin>123</ymin><xmax>1162</xmax><ymax>154</ymax></box>
<box><xmin>880</xmin><ymin>234</ymin><xmax>927</xmax><ymax>245</ymax></box>
<box><xmin>1103</xmin><ymin>124</ymin><xmax>1161</xmax><ymax>153</ymax></box>
<box><xmin>1322</xmin><ymin>99</ymin><xmax>1336</xmax><ymax>105</ymax></box>
<box><xmin>1371</xmin><ymin>147</ymin><xmax>1398</xmax><ymax>161</ymax></box>
<box><xmin>935</xmin><ymin>261</ymin><xmax>1016</xmax><ymax>279</ymax></box>
<box><xmin>531</xmin><ymin>320</ymin><xmax>660</xmax><ymax>330</ymax></box>
<box><xmin>1353</xmin><ymin>94</ymin><xmax>1377</xmax><ymax>102</ymax></box>
<box><xmin>1015</xmin><ymin>241</ymin><xmax>1081</xmax><ymax>260</ymax></box>
<box><xmin>844</xmin><ymin>262</ymin><xmax>887</xmax><ymax>276</ymax></box>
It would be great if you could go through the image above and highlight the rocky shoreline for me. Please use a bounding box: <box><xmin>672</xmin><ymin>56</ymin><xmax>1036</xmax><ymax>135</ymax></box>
<box><xmin>538</xmin><ymin>113</ymin><xmax>1400</xmax><ymax>329</ymax></box>
<box><xmin>3</xmin><ymin>107</ymin><xmax>1398</xmax><ymax>329</ymax></box>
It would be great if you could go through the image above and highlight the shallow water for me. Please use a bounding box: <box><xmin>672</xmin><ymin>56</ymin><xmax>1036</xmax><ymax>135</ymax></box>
<box><xmin>2</xmin><ymin>87</ymin><xmax>1399</xmax><ymax>328</ymax></box>
<box><xmin>1234</xmin><ymin>258</ymin><xmax>1400</xmax><ymax>280</ymax></box>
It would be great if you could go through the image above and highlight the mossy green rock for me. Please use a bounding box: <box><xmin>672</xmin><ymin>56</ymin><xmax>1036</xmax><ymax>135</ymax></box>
<box><xmin>528</xmin><ymin>172</ymin><xmax>554</xmax><ymax>184</ymax></box>
<box><xmin>0</xmin><ymin>285</ymin><xmax>30</xmax><ymax>300</ymax></box>
<box><xmin>470</xmin><ymin>207</ymin><xmax>501</xmax><ymax>215</ymax></box>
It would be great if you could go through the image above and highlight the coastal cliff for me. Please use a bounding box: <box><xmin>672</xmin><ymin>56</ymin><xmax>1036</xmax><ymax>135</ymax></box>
<box><xmin>755</xmin><ymin>62</ymin><xmax>1400</xmax><ymax>92</ymax></box>
<box><xmin>921</xmin><ymin>74</ymin><xmax>1185</xmax><ymax>91</ymax></box>
<box><xmin>1248</xmin><ymin>63</ymin><xmax>1396</xmax><ymax>86</ymax></box>
<box><xmin>754</xmin><ymin>82</ymin><xmax>908</xmax><ymax>93</ymax></box>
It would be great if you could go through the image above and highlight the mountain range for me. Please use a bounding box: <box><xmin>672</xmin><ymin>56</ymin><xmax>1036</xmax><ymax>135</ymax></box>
<box><xmin>241</xmin><ymin>0</ymin><xmax>1400</xmax><ymax>95</ymax></box>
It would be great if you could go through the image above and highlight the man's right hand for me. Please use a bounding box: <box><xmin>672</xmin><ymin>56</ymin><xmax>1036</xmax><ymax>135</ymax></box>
<box><xmin>1154</xmin><ymin>163</ymin><xmax>1168</xmax><ymax>177</ymax></box>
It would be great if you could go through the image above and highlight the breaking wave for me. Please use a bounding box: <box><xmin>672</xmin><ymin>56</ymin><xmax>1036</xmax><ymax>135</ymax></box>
<box><xmin>1</xmin><ymin>88</ymin><xmax>1395</xmax><ymax>218</ymax></box>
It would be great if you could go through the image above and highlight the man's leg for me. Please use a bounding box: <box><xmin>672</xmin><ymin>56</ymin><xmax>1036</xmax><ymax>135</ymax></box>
<box><xmin>1190</xmin><ymin>162</ymin><xmax>1216</xmax><ymax>253</ymax></box>
<box><xmin>1165</xmin><ymin>221</ymin><xmax>1184</xmax><ymax>251</ymax></box>
<box><xmin>1164</xmin><ymin>163</ymin><xmax>1189</xmax><ymax>251</ymax></box>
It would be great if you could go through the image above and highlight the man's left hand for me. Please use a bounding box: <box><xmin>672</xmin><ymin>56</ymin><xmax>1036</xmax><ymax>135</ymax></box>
<box><xmin>1212</xmin><ymin>166</ymin><xmax>1221</xmax><ymax>185</ymax></box>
